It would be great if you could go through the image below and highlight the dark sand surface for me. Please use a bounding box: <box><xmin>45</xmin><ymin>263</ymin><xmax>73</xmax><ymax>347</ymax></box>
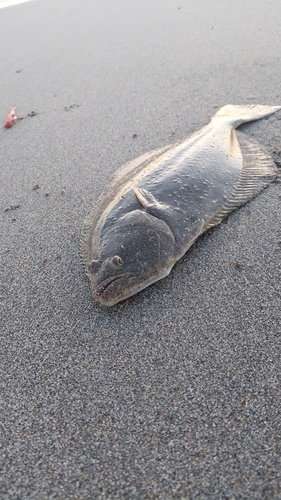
<box><xmin>1</xmin><ymin>0</ymin><xmax>281</xmax><ymax>498</ymax></box>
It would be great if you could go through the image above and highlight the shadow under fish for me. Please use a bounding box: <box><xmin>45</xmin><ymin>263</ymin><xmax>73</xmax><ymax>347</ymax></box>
<box><xmin>82</xmin><ymin>104</ymin><xmax>281</xmax><ymax>306</ymax></box>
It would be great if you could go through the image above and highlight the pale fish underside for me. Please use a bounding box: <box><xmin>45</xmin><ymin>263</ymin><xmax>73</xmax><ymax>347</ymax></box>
<box><xmin>82</xmin><ymin>104</ymin><xmax>280</xmax><ymax>306</ymax></box>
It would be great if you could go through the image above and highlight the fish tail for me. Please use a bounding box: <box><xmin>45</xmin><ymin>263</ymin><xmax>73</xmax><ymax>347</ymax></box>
<box><xmin>212</xmin><ymin>104</ymin><xmax>281</xmax><ymax>127</ymax></box>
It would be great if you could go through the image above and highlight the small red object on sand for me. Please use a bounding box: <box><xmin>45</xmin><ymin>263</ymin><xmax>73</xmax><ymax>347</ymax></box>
<box><xmin>5</xmin><ymin>107</ymin><xmax>18</xmax><ymax>128</ymax></box>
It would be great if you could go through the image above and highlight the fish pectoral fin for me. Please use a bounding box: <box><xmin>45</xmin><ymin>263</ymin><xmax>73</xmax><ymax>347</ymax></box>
<box><xmin>133</xmin><ymin>187</ymin><xmax>174</xmax><ymax>214</ymax></box>
<box><xmin>133</xmin><ymin>186</ymin><xmax>177</xmax><ymax>223</ymax></box>
<box><xmin>133</xmin><ymin>187</ymin><xmax>159</xmax><ymax>209</ymax></box>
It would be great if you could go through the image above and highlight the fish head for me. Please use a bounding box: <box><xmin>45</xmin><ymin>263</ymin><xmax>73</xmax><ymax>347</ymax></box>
<box><xmin>88</xmin><ymin>210</ymin><xmax>175</xmax><ymax>306</ymax></box>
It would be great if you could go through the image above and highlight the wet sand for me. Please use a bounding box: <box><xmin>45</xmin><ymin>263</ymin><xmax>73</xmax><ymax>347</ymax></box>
<box><xmin>1</xmin><ymin>0</ymin><xmax>281</xmax><ymax>498</ymax></box>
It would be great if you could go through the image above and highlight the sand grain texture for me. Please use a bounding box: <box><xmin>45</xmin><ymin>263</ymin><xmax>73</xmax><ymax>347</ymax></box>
<box><xmin>1</xmin><ymin>0</ymin><xmax>281</xmax><ymax>498</ymax></box>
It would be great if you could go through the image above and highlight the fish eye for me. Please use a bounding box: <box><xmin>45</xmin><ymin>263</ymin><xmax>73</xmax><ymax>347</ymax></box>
<box><xmin>111</xmin><ymin>255</ymin><xmax>124</xmax><ymax>268</ymax></box>
<box><xmin>89</xmin><ymin>259</ymin><xmax>99</xmax><ymax>273</ymax></box>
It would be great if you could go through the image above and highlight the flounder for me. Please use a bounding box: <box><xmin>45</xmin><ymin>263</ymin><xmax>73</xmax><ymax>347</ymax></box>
<box><xmin>82</xmin><ymin>104</ymin><xmax>280</xmax><ymax>306</ymax></box>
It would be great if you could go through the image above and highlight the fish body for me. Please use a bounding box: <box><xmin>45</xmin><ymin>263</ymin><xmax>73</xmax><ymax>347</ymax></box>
<box><xmin>82</xmin><ymin>104</ymin><xmax>280</xmax><ymax>306</ymax></box>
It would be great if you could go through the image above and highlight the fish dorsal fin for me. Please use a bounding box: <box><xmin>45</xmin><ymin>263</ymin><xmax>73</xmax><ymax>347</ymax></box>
<box><xmin>204</xmin><ymin>134</ymin><xmax>277</xmax><ymax>230</ymax></box>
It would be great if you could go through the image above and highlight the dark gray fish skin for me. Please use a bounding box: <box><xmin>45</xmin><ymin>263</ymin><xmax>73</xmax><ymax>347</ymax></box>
<box><xmin>82</xmin><ymin>104</ymin><xmax>281</xmax><ymax>306</ymax></box>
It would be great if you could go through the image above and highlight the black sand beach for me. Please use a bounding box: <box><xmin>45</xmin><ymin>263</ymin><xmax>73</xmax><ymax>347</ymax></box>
<box><xmin>1</xmin><ymin>0</ymin><xmax>281</xmax><ymax>498</ymax></box>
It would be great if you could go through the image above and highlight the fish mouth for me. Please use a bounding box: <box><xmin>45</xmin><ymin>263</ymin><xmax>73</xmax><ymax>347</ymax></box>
<box><xmin>93</xmin><ymin>274</ymin><xmax>126</xmax><ymax>300</ymax></box>
<box><xmin>91</xmin><ymin>264</ymin><xmax>173</xmax><ymax>306</ymax></box>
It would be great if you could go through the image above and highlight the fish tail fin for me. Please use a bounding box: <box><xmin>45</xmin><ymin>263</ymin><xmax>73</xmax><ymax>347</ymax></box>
<box><xmin>212</xmin><ymin>104</ymin><xmax>281</xmax><ymax>127</ymax></box>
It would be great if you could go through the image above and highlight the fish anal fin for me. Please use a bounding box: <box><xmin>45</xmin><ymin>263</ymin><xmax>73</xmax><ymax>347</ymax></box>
<box><xmin>204</xmin><ymin>134</ymin><xmax>277</xmax><ymax>230</ymax></box>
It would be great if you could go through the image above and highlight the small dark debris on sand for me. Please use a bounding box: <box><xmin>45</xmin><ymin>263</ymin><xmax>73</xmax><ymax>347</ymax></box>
<box><xmin>234</xmin><ymin>260</ymin><xmax>244</xmax><ymax>270</ymax></box>
<box><xmin>64</xmin><ymin>104</ymin><xmax>80</xmax><ymax>111</ymax></box>
<box><xmin>132</xmin><ymin>133</ymin><xmax>138</xmax><ymax>138</ymax></box>
<box><xmin>4</xmin><ymin>204</ymin><xmax>21</xmax><ymax>212</ymax></box>
<box><xmin>32</xmin><ymin>184</ymin><xmax>40</xmax><ymax>191</ymax></box>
